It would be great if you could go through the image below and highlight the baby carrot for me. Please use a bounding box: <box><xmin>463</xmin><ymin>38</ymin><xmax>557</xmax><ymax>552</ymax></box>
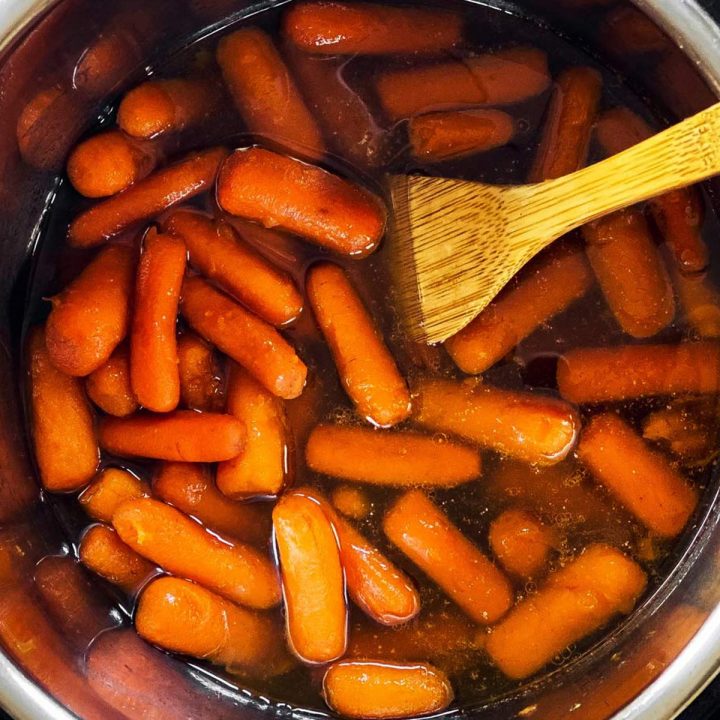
<box><xmin>153</xmin><ymin>462</ymin><xmax>272</xmax><ymax>546</ymax></box>
<box><xmin>557</xmin><ymin>342</ymin><xmax>720</xmax><ymax>403</ymax></box>
<box><xmin>578</xmin><ymin>413</ymin><xmax>698</xmax><ymax>537</ymax></box>
<box><xmin>216</xmin><ymin>28</ymin><xmax>324</xmax><ymax>159</ymax></box>
<box><xmin>113</xmin><ymin>497</ymin><xmax>280</xmax><ymax>608</ymax></box>
<box><xmin>376</xmin><ymin>47</ymin><xmax>550</xmax><ymax>121</ymax></box>
<box><xmin>283</xmin><ymin>2</ymin><xmax>463</xmax><ymax>55</ymax></box>
<box><xmin>323</xmin><ymin>661</ymin><xmax>453</xmax><ymax>720</ymax></box>
<box><xmin>217</xmin><ymin>147</ymin><xmax>386</xmax><ymax>257</ymax></box>
<box><xmin>485</xmin><ymin>544</ymin><xmax>647</xmax><ymax>679</ymax></box>
<box><xmin>86</xmin><ymin>345</ymin><xmax>138</xmax><ymax>416</ymax></box>
<box><xmin>445</xmin><ymin>242</ymin><xmax>592</xmax><ymax>374</ymax></box>
<box><xmin>306</xmin><ymin>424</ymin><xmax>481</xmax><ymax>487</ymax></box>
<box><xmin>68</xmin><ymin>147</ymin><xmax>228</xmax><ymax>248</ymax></box>
<box><xmin>130</xmin><ymin>229</ymin><xmax>185</xmax><ymax>412</ymax></box>
<box><xmin>670</xmin><ymin>266</ymin><xmax>720</xmax><ymax>338</ymax></box>
<box><xmin>600</xmin><ymin>6</ymin><xmax>672</xmax><ymax>57</ymax></box>
<box><xmin>163</xmin><ymin>209</ymin><xmax>302</xmax><ymax>326</ymax></box>
<box><xmin>384</xmin><ymin>490</ymin><xmax>513</xmax><ymax>624</ymax></box>
<box><xmin>414</xmin><ymin>377</ymin><xmax>579</xmax><ymax>466</ymax></box>
<box><xmin>307</xmin><ymin>263</ymin><xmax>410</xmax><ymax>426</ymax></box>
<box><xmin>489</xmin><ymin>508</ymin><xmax>556</xmax><ymax>578</ymax></box>
<box><xmin>98</xmin><ymin>411</ymin><xmax>245</xmax><ymax>462</ymax></box>
<box><xmin>46</xmin><ymin>244</ymin><xmax>135</xmax><ymax>376</ymax></box>
<box><xmin>331</xmin><ymin>485</ymin><xmax>371</xmax><ymax>520</ymax></box>
<box><xmin>273</xmin><ymin>492</ymin><xmax>347</xmax><ymax>663</ymax></box>
<box><xmin>180</xmin><ymin>276</ymin><xmax>307</xmax><ymax>399</ymax></box>
<box><xmin>176</xmin><ymin>332</ymin><xmax>224</xmax><ymax>411</ymax></box>
<box><xmin>28</xmin><ymin>327</ymin><xmax>98</xmax><ymax>492</ymax></box>
<box><xmin>79</xmin><ymin>467</ymin><xmax>148</xmax><ymax>523</ymax></box>
<box><xmin>67</xmin><ymin>130</ymin><xmax>157</xmax><ymax>198</ymax></box>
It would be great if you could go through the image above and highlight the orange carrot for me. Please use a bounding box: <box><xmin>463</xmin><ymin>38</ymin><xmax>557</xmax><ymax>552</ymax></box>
<box><xmin>283</xmin><ymin>2</ymin><xmax>463</xmax><ymax>55</ymax></box>
<box><xmin>557</xmin><ymin>342</ymin><xmax>720</xmax><ymax>403</ymax></box>
<box><xmin>323</xmin><ymin>660</ymin><xmax>453</xmax><ymax>719</ymax></box>
<box><xmin>79</xmin><ymin>467</ymin><xmax>148</xmax><ymax>522</ymax></box>
<box><xmin>176</xmin><ymin>332</ymin><xmax>224</xmax><ymax>411</ymax></box>
<box><xmin>600</xmin><ymin>6</ymin><xmax>671</xmax><ymax>57</ymax></box>
<box><xmin>113</xmin><ymin>497</ymin><xmax>280</xmax><ymax>608</ymax></box>
<box><xmin>488</xmin><ymin>508</ymin><xmax>556</xmax><ymax>578</ymax></box>
<box><xmin>445</xmin><ymin>242</ymin><xmax>592</xmax><ymax>374</ymax></box>
<box><xmin>414</xmin><ymin>377</ymin><xmax>579</xmax><ymax>465</ymax></box>
<box><xmin>217</xmin><ymin>147</ymin><xmax>386</xmax><ymax>257</ymax></box>
<box><xmin>376</xmin><ymin>47</ymin><xmax>550</xmax><ymax>121</ymax></box>
<box><xmin>28</xmin><ymin>327</ymin><xmax>98</xmax><ymax>491</ymax></box>
<box><xmin>46</xmin><ymin>244</ymin><xmax>135</xmax><ymax>376</ymax></box>
<box><xmin>384</xmin><ymin>490</ymin><xmax>513</xmax><ymax>624</ymax></box>
<box><xmin>180</xmin><ymin>276</ymin><xmax>307</xmax><ymax>399</ymax></box>
<box><xmin>273</xmin><ymin>491</ymin><xmax>347</xmax><ymax>662</ymax></box>
<box><xmin>306</xmin><ymin>424</ymin><xmax>481</xmax><ymax>487</ymax></box>
<box><xmin>331</xmin><ymin>485</ymin><xmax>371</xmax><ymax>520</ymax></box>
<box><xmin>485</xmin><ymin>544</ymin><xmax>647</xmax><ymax>679</ymax></box>
<box><xmin>86</xmin><ymin>345</ymin><xmax>138</xmax><ymax>416</ymax></box>
<box><xmin>130</xmin><ymin>229</ymin><xmax>185</xmax><ymax>412</ymax></box>
<box><xmin>68</xmin><ymin>147</ymin><xmax>228</xmax><ymax>248</ymax></box>
<box><xmin>216</xmin><ymin>28</ymin><xmax>324</xmax><ymax>159</ymax></box>
<box><xmin>307</xmin><ymin>263</ymin><xmax>410</xmax><ymax>426</ymax></box>
<box><xmin>163</xmin><ymin>209</ymin><xmax>302</xmax><ymax>326</ymax></box>
<box><xmin>578</xmin><ymin>413</ymin><xmax>698</xmax><ymax>537</ymax></box>
<box><xmin>98</xmin><ymin>411</ymin><xmax>245</xmax><ymax>462</ymax></box>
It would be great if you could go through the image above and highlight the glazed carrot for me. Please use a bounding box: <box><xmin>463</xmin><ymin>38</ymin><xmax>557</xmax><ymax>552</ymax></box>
<box><xmin>152</xmin><ymin>462</ymin><xmax>272</xmax><ymax>546</ymax></box>
<box><xmin>583</xmin><ymin>209</ymin><xmax>675</xmax><ymax>338</ymax></box>
<box><xmin>46</xmin><ymin>244</ymin><xmax>135</xmax><ymax>376</ymax></box>
<box><xmin>384</xmin><ymin>490</ymin><xmax>513</xmax><ymax>624</ymax></box>
<box><xmin>445</xmin><ymin>242</ymin><xmax>592</xmax><ymax>374</ymax></box>
<box><xmin>130</xmin><ymin>229</ymin><xmax>185</xmax><ymax>412</ymax></box>
<box><xmin>176</xmin><ymin>332</ymin><xmax>224</xmax><ymax>411</ymax></box>
<box><xmin>307</xmin><ymin>263</ymin><xmax>410</xmax><ymax>426</ymax></box>
<box><xmin>80</xmin><ymin>524</ymin><xmax>156</xmax><ymax>594</ymax></box>
<box><xmin>414</xmin><ymin>377</ymin><xmax>579</xmax><ymax>466</ymax></box>
<box><xmin>578</xmin><ymin>413</ymin><xmax>698</xmax><ymax>537</ymax></box>
<box><xmin>217</xmin><ymin>147</ymin><xmax>386</xmax><ymax>257</ymax></box>
<box><xmin>79</xmin><ymin>467</ymin><xmax>148</xmax><ymax>523</ymax></box>
<box><xmin>557</xmin><ymin>342</ymin><xmax>720</xmax><ymax>403</ymax></box>
<box><xmin>163</xmin><ymin>210</ymin><xmax>302</xmax><ymax>326</ymax></box>
<box><xmin>28</xmin><ymin>327</ymin><xmax>98</xmax><ymax>491</ymax></box>
<box><xmin>113</xmin><ymin>497</ymin><xmax>280</xmax><ymax>608</ymax></box>
<box><xmin>489</xmin><ymin>508</ymin><xmax>556</xmax><ymax>578</ymax></box>
<box><xmin>216</xmin><ymin>28</ymin><xmax>324</xmax><ymax>158</ymax></box>
<box><xmin>117</xmin><ymin>77</ymin><xmax>222</xmax><ymax>138</ymax></box>
<box><xmin>486</xmin><ymin>544</ymin><xmax>647</xmax><ymax>679</ymax></box>
<box><xmin>284</xmin><ymin>2</ymin><xmax>462</xmax><ymax>55</ymax></box>
<box><xmin>136</xmin><ymin>577</ymin><xmax>294</xmax><ymax>677</ymax></box>
<box><xmin>600</xmin><ymin>6</ymin><xmax>671</xmax><ymax>57</ymax></box>
<box><xmin>98</xmin><ymin>411</ymin><xmax>245</xmax><ymax>462</ymax></box>
<box><xmin>86</xmin><ymin>345</ymin><xmax>138</xmax><ymax>416</ymax></box>
<box><xmin>306</xmin><ymin>424</ymin><xmax>481</xmax><ymax>486</ymax></box>
<box><xmin>68</xmin><ymin>147</ymin><xmax>228</xmax><ymax>248</ymax></box>
<box><xmin>273</xmin><ymin>491</ymin><xmax>347</xmax><ymax>662</ymax></box>
<box><xmin>323</xmin><ymin>661</ymin><xmax>453</xmax><ymax>720</ymax></box>
<box><xmin>376</xmin><ymin>47</ymin><xmax>550</xmax><ymax>121</ymax></box>
<box><xmin>67</xmin><ymin>130</ymin><xmax>157</xmax><ymax>198</ymax></box>
<box><xmin>180</xmin><ymin>276</ymin><xmax>307</xmax><ymax>399</ymax></box>
<box><xmin>331</xmin><ymin>485</ymin><xmax>371</xmax><ymax>520</ymax></box>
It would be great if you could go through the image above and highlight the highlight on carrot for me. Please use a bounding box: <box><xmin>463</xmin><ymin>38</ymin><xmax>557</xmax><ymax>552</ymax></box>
<box><xmin>130</xmin><ymin>229</ymin><xmax>185</xmax><ymax>412</ymax></box>
<box><xmin>414</xmin><ymin>377</ymin><xmax>579</xmax><ymax>466</ymax></box>
<box><xmin>445</xmin><ymin>242</ymin><xmax>592</xmax><ymax>374</ymax></box>
<box><xmin>217</xmin><ymin>147</ymin><xmax>387</xmax><ymax>257</ymax></box>
<box><xmin>79</xmin><ymin>467</ymin><xmax>148</xmax><ymax>523</ymax></box>
<box><xmin>488</xmin><ymin>508</ymin><xmax>556</xmax><ymax>578</ymax></box>
<box><xmin>307</xmin><ymin>263</ymin><xmax>410</xmax><ymax>426</ymax></box>
<box><xmin>283</xmin><ymin>1</ymin><xmax>463</xmax><ymax>55</ymax></box>
<box><xmin>181</xmin><ymin>276</ymin><xmax>307</xmax><ymax>399</ymax></box>
<box><xmin>331</xmin><ymin>485</ymin><xmax>371</xmax><ymax>520</ymax></box>
<box><xmin>176</xmin><ymin>331</ymin><xmax>224</xmax><ymax>411</ymax></box>
<box><xmin>384</xmin><ymin>490</ymin><xmax>513</xmax><ymax>624</ymax></box>
<box><xmin>113</xmin><ymin>497</ymin><xmax>281</xmax><ymax>608</ymax></box>
<box><xmin>273</xmin><ymin>491</ymin><xmax>347</xmax><ymax>663</ymax></box>
<box><xmin>376</xmin><ymin>47</ymin><xmax>550</xmax><ymax>121</ymax></box>
<box><xmin>323</xmin><ymin>660</ymin><xmax>454</xmax><ymax>720</ymax></box>
<box><xmin>163</xmin><ymin>209</ymin><xmax>302</xmax><ymax>326</ymax></box>
<box><xmin>557</xmin><ymin>342</ymin><xmax>720</xmax><ymax>403</ymax></box>
<box><xmin>46</xmin><ymin>243</ymin><xmax>135</xmax><ymax>376</ymax></box>
<box><xmin>68</xmin><ymin>146</ymin><xmax>228</xmax><ymax>248</ymax></box>
<box><xmin>98</xmin><ymin>410</ymin><xmax>246</xmax><ymax>462</ymax></box>
<box><xmin>578</xmin><ymin>412</ymin><xmax>698</xmax><ymax>537</ymax></box>
<box><xmin>306</xmin><ymin>424</ymin><xmax>482</xmax><ymax>487</ymax></box>
<box><xmin>86</xmin><ymin>345</ymin><xmax>138</xmax><ymax>416</ymax></box>
<box><xmin>485</xmin><ymin>544</ymin><xmax>647</xmax><ymax>679</ymax></box>
<box><xmin>28</xmin><ymin>326</ymin><xmax>99</xmax><ymax>492</ymax></box>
